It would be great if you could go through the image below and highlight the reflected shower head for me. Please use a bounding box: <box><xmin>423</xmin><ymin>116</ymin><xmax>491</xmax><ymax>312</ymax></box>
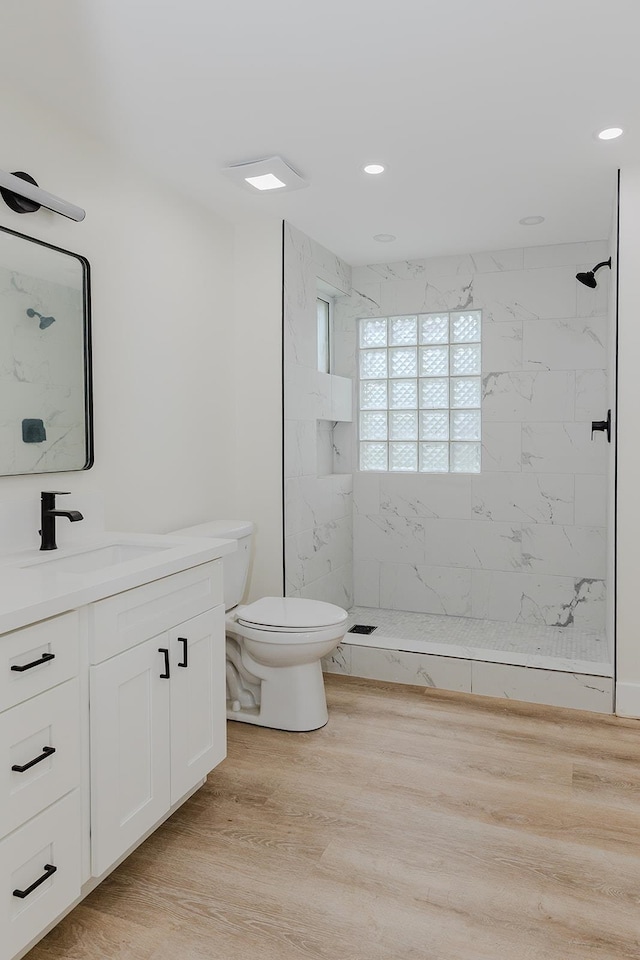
<box><xmin>576</xmin><ymin>258</ymin><xmax>611</xmax><ymax>288</ymax></box>
<box><xmin>26</xmin><ymin>307</ymin><xmax>56</xmax><ymax>330</ymax></box>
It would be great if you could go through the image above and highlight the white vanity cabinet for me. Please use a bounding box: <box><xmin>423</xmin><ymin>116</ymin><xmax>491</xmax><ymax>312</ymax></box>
<box><xmin>0</xmin><ymin>545</ymin><xmax>230</xmax><ymax>960</ymax></box>
<box><xmin>89</xmin><ymin>562</ymin><xmax>226</xmax><ymax>877</ymax></box>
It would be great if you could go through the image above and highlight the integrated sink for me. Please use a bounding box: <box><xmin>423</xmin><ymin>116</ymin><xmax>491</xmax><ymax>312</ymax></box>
<box><xmin>20</xmin><ymin>542</ymin><xmax>171</xmax><ymax>575</ymax></box>
<box><xmin>0</xmin><ymin>518</ymin><xmax>236</xmax><ymax>642</ymax></box>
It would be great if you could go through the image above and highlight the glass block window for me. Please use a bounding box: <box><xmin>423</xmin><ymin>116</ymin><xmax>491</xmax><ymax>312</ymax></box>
<box><xmin>358</xmin><ymin>311</ymin><xmax>481</xmax><ymax>473</ymax></box>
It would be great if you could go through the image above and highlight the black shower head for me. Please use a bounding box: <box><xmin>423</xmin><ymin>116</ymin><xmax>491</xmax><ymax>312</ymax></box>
<box><xmin>576</xmin><ymin>271</ymin><xmax>598</xmax><ymax>288</ymax></box>
<box><xmin>576</xmin><ymin>258</ymin><xmax>611</xmax><ymax>288</ymax></box>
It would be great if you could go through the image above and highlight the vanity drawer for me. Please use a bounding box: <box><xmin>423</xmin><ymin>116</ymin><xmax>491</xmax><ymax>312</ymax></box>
<box><xmin>0</xmin><ymin>790</ymin><xmax>81</xmax><ymax>960</ymax></box>
<box><xmin>88</xmin><ymin>560</ymin><xmax>223</xmax><ymax>664</ymax></box>
<box><xmin>0</xmin><ymin>613</ymin><xmax>80</xmax><ymax>712</ymax></box>
<box><xmin>0</xmin><ymin>679</ymin><xmax>81</xmax><ymax>840</ymax></box>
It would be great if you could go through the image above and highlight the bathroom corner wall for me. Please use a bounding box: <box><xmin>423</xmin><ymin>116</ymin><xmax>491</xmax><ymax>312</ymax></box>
<box><xmin>335</xmin><ymin>241</ymin><xmax>611</xmax><ymax>633</ymax></box>
<box><xmin>283</xmin><ymin>223</ymin><xmax>354</xmax><ymax>607</ymax></box>
<box><xmin>605</xmin><ymin>185</ymin><xmax>618</xmax><ymax>668</ymax></box>
<box><xmin>616</xmin><ymin>166</ymin><xmax>640</xmax><ymax>716</ymax></box>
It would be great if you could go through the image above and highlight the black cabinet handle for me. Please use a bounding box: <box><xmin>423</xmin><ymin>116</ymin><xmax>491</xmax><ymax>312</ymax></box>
<box><xmin>178</xmin><ymin>637</ymin><xmax>188</xmax><ymax>668</ymax></box>
<box><xmin>11</xmin><ymin>652</ymin><xmax>55</xmax><ymax>673</ymax></box>
<box><xmin>13</xmin><ymin>864</ymin><xmax>57</xmax><ymax>899</ymax></box>
<box><xmin>12</xmin><ymin>745</ymin><xmax>56</xmax><ymax>773</ymax></box>
<box><xmin>159</xmin><ymin>648</ymin><xmax>170</xmax><ymax>679</ymax></box>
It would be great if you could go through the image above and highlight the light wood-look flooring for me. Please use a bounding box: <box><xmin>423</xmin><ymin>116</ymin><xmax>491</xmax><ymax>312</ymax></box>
<box><xmin>28</xmin><ymin>676</ymin><xmax>640</xmax><ymax>960</ymax></box>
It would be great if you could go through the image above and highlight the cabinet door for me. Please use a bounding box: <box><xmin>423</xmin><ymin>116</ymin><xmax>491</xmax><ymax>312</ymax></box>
<box><xmin>169</xmin><ymin>607</ymin><xmax>226</xmax><ymax>803</ymax></box>
<box><xmin>90</xmin><ymin>637</ymin><xmax>171</xmax><ymax>877</ymax></box>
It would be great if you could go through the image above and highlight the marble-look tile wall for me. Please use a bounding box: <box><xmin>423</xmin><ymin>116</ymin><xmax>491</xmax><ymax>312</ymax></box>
<box><xmin>283</xmin><ymin>223</ymin><xmax>354</xmax><ymax>607</ymax></box>
<box><xmin>334</xmin><ymin>240</ymin><xmax>612</xmax><ymax>632</ymax></box>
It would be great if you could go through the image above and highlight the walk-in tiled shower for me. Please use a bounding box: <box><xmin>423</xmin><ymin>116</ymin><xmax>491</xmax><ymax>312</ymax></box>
<box><xmin>283</xmin><ymin>223</ymin><xmax>614</xmax><ymax>712</ymax></box>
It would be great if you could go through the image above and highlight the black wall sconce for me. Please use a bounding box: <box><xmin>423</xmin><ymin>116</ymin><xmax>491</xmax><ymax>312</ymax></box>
<box><xmin>0</xmin><ymin>169</ymin><xmax>85</xmax><ymax>222</ymax></box>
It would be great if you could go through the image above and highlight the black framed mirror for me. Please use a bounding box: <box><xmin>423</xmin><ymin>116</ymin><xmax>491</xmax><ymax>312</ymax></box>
<box><xmin>0</xmin><ymin>224</ymin><xmax>93</xmax><ymax>475</ymax></box>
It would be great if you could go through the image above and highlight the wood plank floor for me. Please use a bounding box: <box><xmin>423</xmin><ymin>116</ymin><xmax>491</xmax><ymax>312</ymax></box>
<box><xmin>28</xmin><ymin>676</ymin><xmax>640</xmax><ymax>960</ymax></box>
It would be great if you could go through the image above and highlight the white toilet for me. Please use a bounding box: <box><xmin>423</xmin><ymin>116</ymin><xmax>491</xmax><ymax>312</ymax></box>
<box><xmin>172</xmin><ymin>520</ymin><xmax>348</xmax><ymax>731</ymax></box>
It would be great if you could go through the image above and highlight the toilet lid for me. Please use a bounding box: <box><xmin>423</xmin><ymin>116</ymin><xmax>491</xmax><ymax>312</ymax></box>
<box><xmin>237</xmin><ymin>597</ymin><xmax>348</xmax><ymax>630</ymax></box>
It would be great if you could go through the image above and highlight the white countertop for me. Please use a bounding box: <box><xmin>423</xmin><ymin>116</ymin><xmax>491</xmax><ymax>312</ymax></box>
<box><xmin>0</xmin><ymin>532</ymin><xmax>235</xmax><ymax>635</ymax></box>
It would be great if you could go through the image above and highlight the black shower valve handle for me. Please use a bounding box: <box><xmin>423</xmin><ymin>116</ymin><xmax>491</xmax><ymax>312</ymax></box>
<box><xmin>591</xmin><ymin>410</ymin><xmax>611</xmax><ymax>443</ymax></box>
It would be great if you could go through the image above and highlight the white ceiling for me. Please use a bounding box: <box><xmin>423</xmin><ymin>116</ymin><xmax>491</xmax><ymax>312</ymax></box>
<box><xmin>1</xmin><ymin>0</ymin><xmax>638</xmax><ymax>264</ymax></box>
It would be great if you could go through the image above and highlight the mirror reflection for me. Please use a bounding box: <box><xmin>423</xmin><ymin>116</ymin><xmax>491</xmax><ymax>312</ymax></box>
<box><xmin>0</xmin><ymin>225</ymin><xmax>92</xmax><ymax>476</ymax></box>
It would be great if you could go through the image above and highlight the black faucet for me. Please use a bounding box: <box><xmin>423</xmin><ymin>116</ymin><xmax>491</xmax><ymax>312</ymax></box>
<box><xmin>40</xmin><ymin>491</ymin><xmax>84</xmax><ymax>551</ymax></box>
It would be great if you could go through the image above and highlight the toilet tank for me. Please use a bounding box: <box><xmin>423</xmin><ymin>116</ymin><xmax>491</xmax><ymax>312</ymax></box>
<box><xmin>171</xmin><ymin>520</ymin><xmax>254</xmax><ymax>611</ymax></box>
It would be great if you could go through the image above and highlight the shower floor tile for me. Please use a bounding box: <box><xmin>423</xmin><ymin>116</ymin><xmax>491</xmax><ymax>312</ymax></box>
<box><xmin>345</xmin><ymin>606</ymin><xmax>612</xmax><ymax>677</ymax></box>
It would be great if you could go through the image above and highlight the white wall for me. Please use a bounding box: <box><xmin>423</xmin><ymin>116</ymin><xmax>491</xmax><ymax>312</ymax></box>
<box><xmin>606</xmin><ymin>182</ymin><xmax>618</xmax><ymax>667</ymax></box>
<box><xmin>0</xmin><ymin>88</ymin><xmax>237</xmax><ymax>535</ymax></box>
<box><xmin>616</xmin><ymin>167</ymin><xmax>640</xmax><ymax>716</ymax></box>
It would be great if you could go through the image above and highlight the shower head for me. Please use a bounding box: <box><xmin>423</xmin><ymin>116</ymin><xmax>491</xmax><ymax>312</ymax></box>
<box><xmin>26</xmin><ymin>307</ymin><xmax>56</xmax><ymax>330</ymax></box>
<box><xmin>576</xmin><ymin>258</ymin><xmax>611</xmax><ymax>288</ymax></box>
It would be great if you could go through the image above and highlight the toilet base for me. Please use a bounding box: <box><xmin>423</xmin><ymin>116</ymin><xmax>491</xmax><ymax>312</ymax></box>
<box><xmin>226</xmin><ymin>657</ymin><xmax>330</xmax><ymax>732</ymax></box>
<box><xmin>226</xmin><ymin>708</ymin><xmax>329</xmax><ymax>733</ymax></box>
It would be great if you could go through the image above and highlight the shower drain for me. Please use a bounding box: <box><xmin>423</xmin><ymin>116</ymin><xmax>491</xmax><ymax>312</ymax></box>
<box><xmin>348</xmin><ymin>624</ymin><xmax>378</xmax><ymax>635</ymax></box>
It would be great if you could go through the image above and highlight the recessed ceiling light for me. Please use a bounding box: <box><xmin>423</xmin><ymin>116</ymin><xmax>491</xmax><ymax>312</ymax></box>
<box><xmin>244</xmin><ymin>173</ymin><xmax>286</xmax><ymax>191</ymax></box>
<box><xmin>221</xmin><ymin>156</ymin><xmax>309</xmax><ymax>193</ymax></box>
<box><xmin>597</xmin><ymin>127</ymin><xmax>624</xmax><ymax>140</ymax></box>
<box><xmin>519</xmin><ymin>216</ymin><xmax>545</xmax><ymax>226</ymax></box>
<box><xmin>364</xmin><ymin>164</ymin><xmax>385</xmax><ymax>175</ymax></box>
<box><xmin>374</xmin><ymin>233</ymin><xmax>396</xmax><ymax>242</ymax></box>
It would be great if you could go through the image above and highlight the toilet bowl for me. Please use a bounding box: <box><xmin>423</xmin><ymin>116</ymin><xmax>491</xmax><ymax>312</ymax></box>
<box><xmin>171</xmin><ymin>521</ymin><xmax>348</xmax><ymax>731</ymax></box>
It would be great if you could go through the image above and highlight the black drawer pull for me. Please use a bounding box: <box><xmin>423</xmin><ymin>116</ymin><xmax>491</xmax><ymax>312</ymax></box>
<box><xmin>11</xmin><ymin>653</ymin><xmax>55</xmax><ymax>673</ymax></box>
<box><xmin>12</xmin><ymin>745</ymin><xmax>56</xmax><ymax>773</ymax></box>
<box><xmin>159</xmin><ymin>647</ymin><xmax>170</xmax><ymax>679</ymax></box>
<box><xmin>13</xmin><ymin>864</ymin><xmax>57</xmax><ymax>899</ymax></box>
<box><xmin>178</xmin><ymin>637</ymin><xmax>188</xmax><ymax>668</ymax></box>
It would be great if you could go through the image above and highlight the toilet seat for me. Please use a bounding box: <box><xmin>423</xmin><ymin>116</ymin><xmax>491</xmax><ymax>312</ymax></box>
<box><xmin>236</xmin><ymin>597</ymin><xmax>348</xmax><ymax>632</ymax></box>
<box><xmin>229</xmin><ymin>618</ymin><xmax>347</xmax><ymax>646</ymax></box>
